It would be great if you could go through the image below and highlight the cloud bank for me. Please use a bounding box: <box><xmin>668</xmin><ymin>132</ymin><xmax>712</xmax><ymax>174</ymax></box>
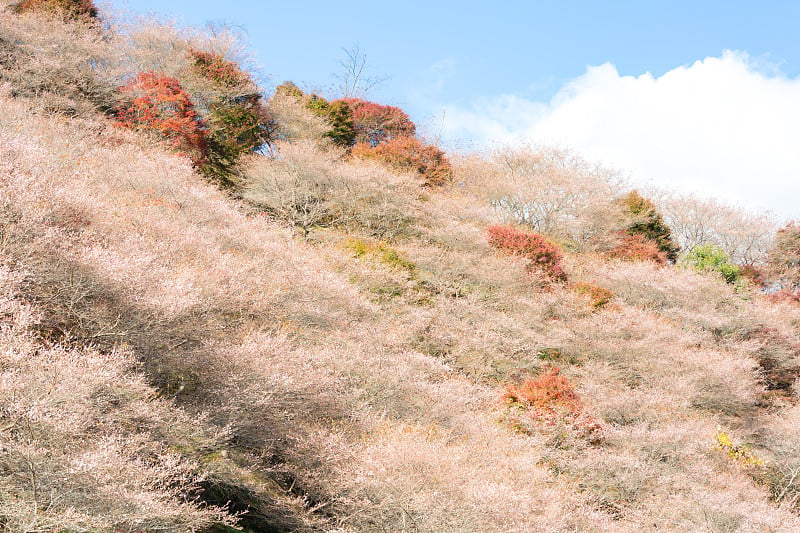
<box><xmin>446</xmin><ymin>51</ymin><xmax>800</xmax><ymax>220</ymax></box>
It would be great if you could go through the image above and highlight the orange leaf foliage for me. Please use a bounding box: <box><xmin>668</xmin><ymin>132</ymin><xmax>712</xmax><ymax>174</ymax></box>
<box><xmin>189</xmin><ymin>49</ymin><xmax>252</xmax><ymax>88</ymax></box>
<box><xmin>571</xmin><ymin>281</ymin><xmax>614</xmax><ymax>308</ymax></box>
<box><xmin>608</xmin><ymin>232</ymin><xmax>668</xmax><ymax>265</ymax></box>
<box><xmin>502</xmin><ymin>367</ymin><xmax>603</xmax><ymax>444</ymax></box>
<box><xmin>115</xmin><ymin>72</ymin><xmax>208</xmax><ymax>167</ymax></box>
<box><xmin>503</xmin><ymin>367</ymin><xmax>582</xmax><ymax>417</ymax></box>
<box><xmin>487</xmin><ymin>225</ymin><xmax>567</xmax><ymax>281</ymax></box>
<box><xmin>352</xmin><ymin>136</ymin><xmax>452</xmax><ymax>186</ymax></box>
<box><xmin>339</xmin><ymin>98</ymin><xmax>416</xmax><ymax>146</ymax></box>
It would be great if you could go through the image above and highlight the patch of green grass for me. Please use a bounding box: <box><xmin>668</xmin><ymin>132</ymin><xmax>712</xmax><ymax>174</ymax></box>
<box><xmin>536</xmin><ymin>347</ymin><xmax>581</xmax><ymax>365</ymax></box>
<box><xmin>343</xmin><ymin>237</ymin><xmax>417</xmax><ymax>274</ymax></box>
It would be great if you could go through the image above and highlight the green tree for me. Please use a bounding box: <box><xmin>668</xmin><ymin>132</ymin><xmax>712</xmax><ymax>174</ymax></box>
<box><xmin>618</xmin><ymin>190</ymin><xmax>680</xmax><ymax>262</ymax></box>
<box><xmin>680</xmin><ymin>243</ymin><xmax>740</xmax><ymax>284</ymax></box>
<box><xmin>323</xmin><ymin>100</ymin><xmax>356</xmax><ymax>147</ymax></box>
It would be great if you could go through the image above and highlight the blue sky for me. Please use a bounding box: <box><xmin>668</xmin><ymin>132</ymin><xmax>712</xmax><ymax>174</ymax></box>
<box><xmin>115</xmin><ymin>1</ymin><xmax>800</xmax><ymax>219</ymax></box>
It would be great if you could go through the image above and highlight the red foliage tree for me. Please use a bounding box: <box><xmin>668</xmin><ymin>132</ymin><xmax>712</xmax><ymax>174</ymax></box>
<box><xmin>487</xmin><ymin>225</ymin><xmax>568</xmax><ymax>281</ymax></box>
<box><xmin>115</xmin><ymin>72</ymin><xmax>207</xmax><ymax>167</ymax></box>
<box><xmin>339</xmin><ymin>98</ymin><xmax>416</xmax><ymax>146</ymax></box>
<box><xmin>352</xmin><ymin>136</ymin><xmax>452</xmax><ymax>186</ymax></box>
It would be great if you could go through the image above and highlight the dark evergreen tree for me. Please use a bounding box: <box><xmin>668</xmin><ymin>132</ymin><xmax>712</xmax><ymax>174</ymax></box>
<box><xmin>618</xmin><ymin>190</ymin><xmax>680</xmax><ymax>262</ymax></box>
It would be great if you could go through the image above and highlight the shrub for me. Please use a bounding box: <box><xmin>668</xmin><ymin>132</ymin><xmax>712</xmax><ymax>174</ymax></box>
<box><xmin>487</xmin><ymin>224</ymin><xmax>567</xmax><ymax>282</ymax></box>
<box><xmin>503</xmin><ymin>367</ymin><xmax>581</xmax><ymax>417</ymax></box>
<box><xmin>502</xmin><ymin>367</ymin><xmax>602</xmax><ymax>443</ymax></box>
<box><xmin>344</xmin><ymin>238</ymin><xmax>416</xmax><ymax>273</ymax></box>
<box><xmin>715</xmin><ymin>431</ymin><xmax>764</xmax><ymax>466</ymax></box>
<box><xmin>536</xmin><ymin>347</ymin><xmax>581</xmax><ymax>365</ymax></box>
<box><xmin>617</xmin><ymin>190</ymin><xmax>679</xmax><ymax>262</ymax></box>
<box><xmin>340</xmin><ymin>97</ymin><xmax>416</xmax><ymax>146</ymax></box>
<box><xmin>12</xmin><ymin>0</ymin><xmax>98</xmax><ymax>20</ymax></box>
<box><xmin>352</xmin><ymin>136</ymin><xmax>453</xmax><ymax>186</ymax></box>
<box><xmin>115</xmin><ymin>72</ymin><xmax>208</xmax><ymax>167</ymax></box>
<box><xmin>571</xmin><ymin>282</ymin><xmax>614</xmax><ymax>308</ymax></box>
<box><xmin>680</xmin><ymin>243</ymin><xmax>740</xmax><ymax>284</ymax></box>
<box><xmin>0</xmin><ymin>11</ymin><xmax>122</xmax><ymax>116</ymax></box>
<box><xmin>607</xmin><ymin>232</ymin><xmax>669</xmax><ymax>265</ymax></box>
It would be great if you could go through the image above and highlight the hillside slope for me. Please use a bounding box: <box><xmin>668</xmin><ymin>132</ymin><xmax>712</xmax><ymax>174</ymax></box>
<box><xmin>2</xmin><ymin>7</ymin><xmax>800</xmax><ymax>533</ymax></box>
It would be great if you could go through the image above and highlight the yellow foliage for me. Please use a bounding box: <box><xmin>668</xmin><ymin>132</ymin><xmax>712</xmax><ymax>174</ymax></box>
<box><xmin>715</xmin><ymin>431</ymin><xmax>764</xmax><ymax>467</ymax></box>
<box><xmin>343</xmin><ymin>237</ymin><xmax>416</xmax><ymax>273</ymax></box>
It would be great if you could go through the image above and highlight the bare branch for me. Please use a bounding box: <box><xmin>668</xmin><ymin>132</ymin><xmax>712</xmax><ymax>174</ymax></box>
<box><xmin>332</xmin><ymin>44</ymin><xmax>389</xmax><ymax>98</ymax></box>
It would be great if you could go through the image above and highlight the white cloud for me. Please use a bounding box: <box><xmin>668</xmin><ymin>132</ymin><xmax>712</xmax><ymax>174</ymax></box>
<box><xmin>445</xmin><ymin>51</ymin><xmax>800</xmax><ymax>220</ymax></box>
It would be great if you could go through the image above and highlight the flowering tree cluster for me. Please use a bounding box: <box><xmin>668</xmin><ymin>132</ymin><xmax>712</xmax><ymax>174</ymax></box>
<box><xmin>487</xmin><ymin>224</ymin><xmax>567</xmax><ymax>282</ymax></box>
<box><xmin>12</xmin><ymin>0</ymin><xmax>98</xmax><ymax>20</ymax></box>
<box><xmin>657</xmin><ymin>192</ymin><xmax>777</xmax><ymax>265</ymax></box>
<box><xmin>466</xmin><ymin>146</ymin><xmax>623</xmax><ymax>242</ymax></box>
